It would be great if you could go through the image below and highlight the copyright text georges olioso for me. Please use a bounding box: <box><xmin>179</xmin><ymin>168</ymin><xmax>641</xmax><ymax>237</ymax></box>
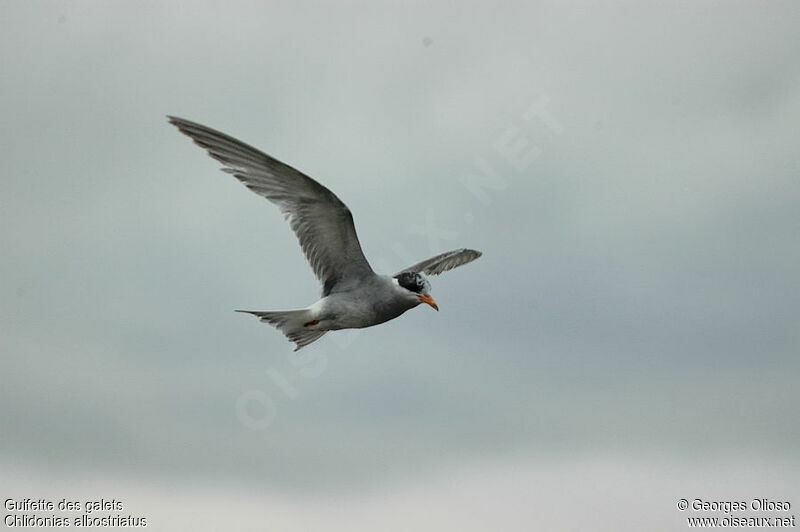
<box><xmin>677</xmin><ymin>498</ymin><xmax>795</xmax><ymax>528</ymax></box>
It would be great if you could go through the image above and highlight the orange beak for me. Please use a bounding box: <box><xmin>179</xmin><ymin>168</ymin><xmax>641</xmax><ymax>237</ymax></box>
<box><xmin>417</xmin><ymin>294</ymin><xmax>439</xmax><ymax>311</ymax></box>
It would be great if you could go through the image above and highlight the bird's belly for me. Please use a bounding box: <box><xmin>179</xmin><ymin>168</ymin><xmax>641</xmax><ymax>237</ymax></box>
<box><xmin>323</xmin><ymin>294</ymin><xmax>412</xmax><ymax>330</ymax></box>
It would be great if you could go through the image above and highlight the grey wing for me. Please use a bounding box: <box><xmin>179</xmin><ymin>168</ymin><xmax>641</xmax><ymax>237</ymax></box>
<box><xmin>395</xmin><ymin>248</ymin><xmax>482</xmax><ymax>276</ymax></box>
<box><xmin>168</xmin><ymin>116</ymin><xmax>374</xmax><ymax>295</ymax></box>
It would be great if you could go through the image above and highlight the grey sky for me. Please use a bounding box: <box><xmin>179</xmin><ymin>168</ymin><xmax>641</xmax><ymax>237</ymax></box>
<box><xmin>1</xmin><ymin>1</ymin><xmax>799</xmax><ymax>528</ymax></box>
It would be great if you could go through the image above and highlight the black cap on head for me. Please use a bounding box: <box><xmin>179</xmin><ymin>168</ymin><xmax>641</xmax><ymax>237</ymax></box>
<box><xmin>394</xmin><ymin>272</ymin><xmax>426</xmax><ymax>294</ymax></box>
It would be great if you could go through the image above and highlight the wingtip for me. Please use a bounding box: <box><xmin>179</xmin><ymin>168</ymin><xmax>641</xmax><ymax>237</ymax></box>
<box><xmin>462</xmin><ymin>248</ymin><xmax>483</xmax><ymax>260</ymax></box>
<box><xmin>166</xmin><ymin>115</ymin><xmax>198</xmax><ymax>130</ymax></box>
<box><xmin>459</xmin><ymin>247</ymin><xmax>483</xmax><ymax>258</ymax></box>
<box><xmin>166</xmin><ymin>115</ymin><xmax>186</xmax><ymax>131</ymax></box>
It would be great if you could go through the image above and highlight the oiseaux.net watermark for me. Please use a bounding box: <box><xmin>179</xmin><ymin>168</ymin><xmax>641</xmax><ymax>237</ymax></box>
<box><xmin>677</xmin><ymin>498</ymin><xmax>795</xmax><ymax>528</ymax></box>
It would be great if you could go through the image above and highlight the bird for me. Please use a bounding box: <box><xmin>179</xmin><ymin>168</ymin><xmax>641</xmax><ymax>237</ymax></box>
<box><xmin>168</xmin><ymin>116</ymin><xmax>482</xmax><ymax>350</ymax></box>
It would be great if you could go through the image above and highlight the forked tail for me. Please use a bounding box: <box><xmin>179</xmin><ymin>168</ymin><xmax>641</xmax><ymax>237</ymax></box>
<box><xmin>236</xmin><ymin>309</ymin><xmax>327</xmax><ymax>351</ymax></box>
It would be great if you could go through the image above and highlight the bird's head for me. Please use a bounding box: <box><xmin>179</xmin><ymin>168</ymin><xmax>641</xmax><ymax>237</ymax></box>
<box><xmin>393</xmin><ymin>272</ymin><xmax>438</xmax><ymax>311</ymax></box>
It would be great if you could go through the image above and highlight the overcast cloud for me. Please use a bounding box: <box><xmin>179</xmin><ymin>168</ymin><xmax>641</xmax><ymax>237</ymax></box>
<box><xmin>1</xmin><ymin>1</ymin><xmax>798</xmax><ymax>529</ymax></box>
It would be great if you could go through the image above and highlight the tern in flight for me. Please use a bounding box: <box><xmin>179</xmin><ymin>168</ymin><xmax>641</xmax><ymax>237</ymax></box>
<box><xmin>169</xmin><ymin>117</ymin><xmax>482</xmax><ymax>350</ymax></box>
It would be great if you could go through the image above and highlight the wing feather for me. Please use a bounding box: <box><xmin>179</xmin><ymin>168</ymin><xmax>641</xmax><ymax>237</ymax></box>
<box><xmin>395</xmin><ymin>248</ymin><xmax>482</xmax><ymax>276</ymax></box>
<box><xmin>168</xmin><ymin>116</ymin><xmax>374</xmax><ymax>295</ymax></box>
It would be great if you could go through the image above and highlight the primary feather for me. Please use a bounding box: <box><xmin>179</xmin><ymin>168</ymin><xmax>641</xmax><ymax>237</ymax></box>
<box><xmin>168</xmin><ymin>116</ymin><xmax>374</xmax><ymax>296</ymax></box>
<box><xmin>395</xmin><ymin>248</ymin><xmax>483</xmax><ymax>276</ymax></box>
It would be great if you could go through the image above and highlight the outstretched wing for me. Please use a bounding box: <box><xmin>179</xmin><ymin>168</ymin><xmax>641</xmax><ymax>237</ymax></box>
<box><xmin>395</xmin><ymin>248</ymin><xmax>482</xmax><ymax>276</ymax></box>
<box><xmin>168</xmin><ymin>116</ymin><xmax>374</xmax><ymax>296</ymax></box>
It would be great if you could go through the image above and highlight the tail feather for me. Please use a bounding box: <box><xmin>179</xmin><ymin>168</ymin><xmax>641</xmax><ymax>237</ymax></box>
<box><xmin>236</xmin><ymin>309</ymin><xmax>326</xmax><ymax>351</ymax></box>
